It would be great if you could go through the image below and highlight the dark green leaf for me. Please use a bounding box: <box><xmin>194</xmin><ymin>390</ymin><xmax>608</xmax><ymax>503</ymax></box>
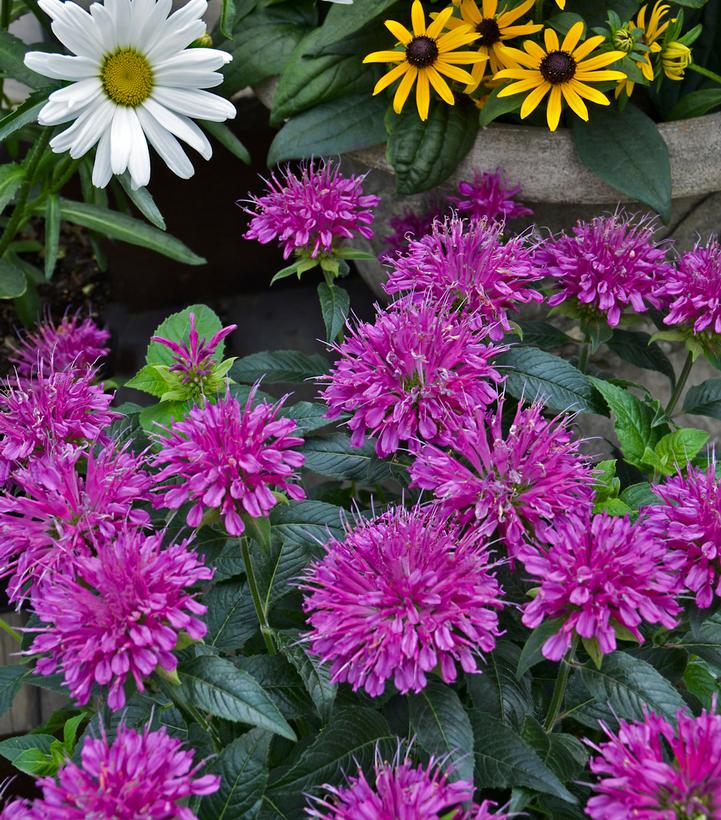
<box><xmin>521</xmin><ymin>717</ymin><xmax>589</xmax><ymax>782</ymax></box>
<box><xmin>267</xmin><ymin>707</ymin><xmax>395</xmax><ymax>815</ymax></box>
<box><xmin>408</xmin><ymin>680</ymin><xmax>474</xmax><ymax>783</ymax></box>
<box><xmin>139</xmin><ymin>400</ymin><xmax>188</xmax><ymax>433</ymax></box>
<box><xmin>54</xmin><ymin>198</ymin><xmax>205</xmax><ymax>264</ymax></box>
<box><xmin>0</xmin><ymin>257</ymin><xmax>27</xmax><ymax>299</ymax></box>
<box><xmin>146</xmin><ymin>304</ymin><xmax>223</xmax><ymax>366</ymax></box>
<box><xmin>571</xmin><ymin>103</ymin><xmax>671</xmax><ymax>219</ymax></box>
<box><xmin>317</xmin><ymin>282</ymin><xmax>350</xmax><ymax>342</ymax></box>
<box><xmin>43</xmin><ymin>193</ymin><xmax>60</xmax><ymax>279</ymax></box>
<box><xmin>277</xmin><ymin>631</ymin><xmax>336</xmax><ymax>722</ymax></box>
<box><xmin>202</xmin><ymin>121</ymin><xmax>251</xmax><ymax>164</ymax></box>
<box><xmin>499</xmin><ymin>347</ymin><xmax>600</xmax><ymax>414</ymax></box>
<box><xmin>0</xmin><ymin>666</ymin><xmax>28</xmax><ymax>716</ymax></box>
<box><xmin>0</xmin><ymin>734</ymin><xmax>55</xmax><ymax>765</ymax></box>
<box><xmin>470</xmin><ymin>712</ymin><xmax>575</xmax><ymax>802</ymax></box>
<box><xmin>177</xmin><ymin>655</ymin><xmax>296</xmax><ymax>740</ymax></box>
<box><xmin>270</xmin><ymin>500</ymin><xmax>345</xmax><ymax>549</ymax></box>
<box><xmin>279</xmin><ymin>401</ymin><xmax>330</xmax><ymax>435</ymax></box>
<box><xmin>0</xmin><ymin>162</ymin><xmax>24</xmax><ymax>214</ymax></box>
<box><xmin>516</xmin><ymin>321</ymin><xmax>572</xmax><ymax>350</ymax></box>
<box><xmin>0</xmin><ymin>31</ymin><xmax>54</xmax><ymax>89</ymax></box>
<box><xmin>619</xmin><ymin>482</ymin><xmax>659</xmax><ymax>509</ymax></box>
<box><xmin>607</xmin><ymin>329</ymin><xmax>676</xmax><ymax>386</ymax></box>
<box><xmin>205</xmin><ymin>581</ymin><xmax>258</xmax><ymax>651</ymax></box>
<box><xmin>467</xmin><ymin>643</ymin><xmax>534</xmax><ymax>729</ymax></box>
<box><xmin>479</xmin><ymin>84</ymin><xmax>522</xmax><ymax>127</ymax></box>
<box><xmin>387</xmin><ymin>99</ymin><xmax>477</xmax><ymax>195</ymax></box>
<box><xmin>303</xmin><ymin>433</ymin><xmax>391</xmax><ymax>482</ymax></box>
<box><xmin>268</xmin><ymin>93</ymin><xmax>387</xmax><ymax>165</ymax></box>
<box><xmin>117</xmin><ymin>173</ymin><xmax>166</xmax><ymax>230</ymax></box>
<box><xmin>683</xmin><ymin>377</ymin><xmax>721</xmax><ymax>419</ymax></box>
<box><xmin>0</xmin><ymin>93</ymin><xmax>46</xmax><ymax>143</ymax></box>
<box><xmin>219</xmin><ymin>0</ymin><xmax>237</xmax><ymax>39</ymax></box>
<box><xmin>669</xmin><ymin>87</ymin><xmax>721</xmax><ymax>120</ymax></box>
<box><xmin>198</xmin><ymin>729</ymin><xmax>271</xmax><ymax>820</ymax></box>
<box><xmin>517</xmin><ymin>619</ymin><xmax>566</xmax><ymax>679</ymax></box>
<box><xmin>312</xmin><ymin>0</ymin><xmax>397</xmax><ymax>50</ymax></box>
<box><xmin>234</xmin><ymin>655</ymin><xmax>311</xmax><ymax>720</ymax></box>
<box><xmin>676</xmin><ymin>617</ymin><xmax>721</xmax><ymax>668</ymax></box>
<box><xmin>231</xmin><ymin>350</ymin><xmax>329</xmax><ymax>383</ymax></box>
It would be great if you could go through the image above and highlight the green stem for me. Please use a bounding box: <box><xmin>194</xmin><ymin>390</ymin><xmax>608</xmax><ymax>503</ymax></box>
<box><xmin>543</xmin><ymin>635</ymin><xmax>578</xmax><ymax>732</ymax></box>
<box><xmin>577</xmin><ymin>340</ymin><xmax>590</xmax><ymax>373</ymax></box>
<box><xmin>241</xmin><ymin>538</ymin><xmax>276</xmax><ymax>655</ymax></box>
<box><xmin>665</xmin><ymin>351</ymin><xmax>694</xmax><ymax>417</ymax></box>
<box><xmin>0</xmin><ymin>616</ymin><xmax>21</xmax><ymax>643</ymax></box>
<box><xmin>534</xmin><ymin>0</ymin><xmax>544</xmax><ymax>21</ymax></box>
<box><xmin>0</xmin><ymin>129</ymin><xmax>52</xmax><ymax>259</ymax></box>
<box><xmin>0</xmin><ymin>0</ymin><xmax>10</xmax><ymax>32</ymax></box>
<box><xmin>688</xmin><ymin>63</ymin><xmax>721</xmax><ymax>86</ymax></box>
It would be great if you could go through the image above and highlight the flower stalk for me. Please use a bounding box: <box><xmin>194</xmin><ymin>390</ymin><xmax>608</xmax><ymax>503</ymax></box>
<box><xmin>543</xmin><ymin>634</ymin><xmax>578</xmax><ymax>732</ymax></box>
<box><xmin>241</xmin><ymin>537</ymin><xmax>276</xmax><ymax>655</ymax></box>
<box><xmin>0</xmin><ymin>616</ymin><xmax>21</xmax><ymax>643</ymax></box>
<box><xmin>664</xmin><ymin>351</ymin><xmax>694</xmax><ymax>417</ymax></box>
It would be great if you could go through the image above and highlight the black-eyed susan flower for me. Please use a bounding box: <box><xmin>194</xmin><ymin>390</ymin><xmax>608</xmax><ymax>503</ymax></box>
<box><xmin>438</xmin><ymin>0</ymin><xmax>542</xmax><ymax>92</ymax></box>
<box><xmin>495</xmin><ymin>22</ymin><xmax>626</xmax><ymax>131</ymax></box>
<box><xmin>616</xmin><ymin>1</ymin><xmax>670</xmax><ymax>98</ymax></box>
<box><xmin>364</xmin><ymin>0</ymin><xmax>484</xmax><ymax>121</ymax></box>
<box><xmin>662</xmin><ymin>41</ymin><xmax>692</xmax><ymax>80</ymax></box>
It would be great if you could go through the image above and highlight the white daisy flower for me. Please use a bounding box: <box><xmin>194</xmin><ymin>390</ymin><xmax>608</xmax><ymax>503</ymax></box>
<box><xmin>24</xmin><ymin>0</ymin><xmax>236</xmax><ymax>190</ymax></box>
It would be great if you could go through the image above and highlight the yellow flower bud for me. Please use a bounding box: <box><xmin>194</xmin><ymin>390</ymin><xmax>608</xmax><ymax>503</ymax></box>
<box><xmin>662</xmin><ymin>41</ymin><xmax>692</xmax><ymax>81</ymax></box>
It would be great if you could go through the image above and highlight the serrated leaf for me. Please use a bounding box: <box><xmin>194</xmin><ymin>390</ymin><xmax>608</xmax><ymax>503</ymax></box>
<box><xmin>199</xmin><ymin>728</ymin><xmax>271</xmax><ymax>820</ymax></box>
<box><xmin>277</xmin><ymin>631</ymin><xmax>336</xmax><ymax>722</ymax></box>
<box><xmin>317</xmin><ymin>282</ymin><xmax>349</xmax><ymax>342</ymax></box>
<box><xmin>571</xmin><ymin>103</ymin><xmax>671</xmax><ymax>219</ymax></box>
<box><xmin>467</xmin><ymin>643</ymin><xmax>534</xmax><ymax>729</ymax></box>
<box><xmin>177</xmin><ymin>655</ymin><xmax>296</xmax><ymax>740</ymax></box>
<box><xmin>516</xmin><ymin>321</ymin><xmax>572</xmax><ymax>350</ymax></box>
<box><xmin>139</xmin><ymin>400</ymin><xmax>188</xmax><ymax>433</ymax></box>
<box><xmin>231</xmin><ymin>350</ymin><xmax>329</xmax><ymax>384</ymax></box>
<box><xmin>302</xmin><ymin>433</ymin><xmax>391</xmax><ymax>482</ymax></box>
<box><xmin>0</xmin><ymin>666</ymin><xmax>28</xmax><ymax>716</ymax></box>
<box><xmin>0</xmin><ymin>733</ymin><xmax>55</xmax><ymax>765</ymax></box>
<box><xmin>619</xmin><ymin>482</ymin><xmax>659</xmax><ymax>510</ymax></box>
<box><xmin>408</xmin><ymin>680</ymin><xmax>474</xmax><ymax>783</ymax></box>
<box><xmin>125</xmin><ymin>364</ymin><xmax>174</xmax><ymax>397</ymax></box>
<box><xmin>268</xmin><ymin>93</ymin><xmax>387</xmax><ymax>165</ymax></box>
<box><xmin>146</xmin><ymin>304</ymin><xmax>223</xmax><ymax>367</ymax></box>
<box><xmin>521</xmin><ymin>717</ymin><xmax>589</xmax><ymax>782</ymax></box>
<box><xmin>234</xmin><ymin>655</ymin><xmax>311</xmax><ymax>720</ymax></box>
<box><xmin>279</xmin><ymin>401</ymin><xmax>330</xmax><ymax>435</ymax></box>
<box><xmin>387</xmin><ymin>99</ymin><xmax>477</xmax><ymax>195</ymax></box>
<box><xmin>470</xmin><ymin>712</ymin><xmax>575</xmax><ymax>803</ymax></box>
<box><xmin>676</xmin><ymin>617</ymin><xmax>721</xmax><ymax>668</ymax></box>
<box><xmin>607</xmin><ymin>329</ymin><xmax>676</xmax><ymax>386</ymax></box>
<box><xmin>270</xmin><ymin>500</ymin><xmax>345</xmax><ymax>549</ymax></box>
<box><xmin>499</xmin><ymin>347</ymin><xmax>600</xmax><ymax>414</ymax></box>
<box><xmin>651</xmin><ymin>427</ymin><xmax>709</xmax><ymax>475</ymax></box>
<box><xmin>205</xmin><ymin>580</ymin><xmax>258</xmax><ymax>651</ymax></box>
<box><xmin>684</xmin><ymin>378</ymin><xmax>721</xmax><ymax>420</ymax></box>
<box><xmin>267</xmin><ymin>707</ymin><xmax>395</xmax><ymax>815</ymax></box>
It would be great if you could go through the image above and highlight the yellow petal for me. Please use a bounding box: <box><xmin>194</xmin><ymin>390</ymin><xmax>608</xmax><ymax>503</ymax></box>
<box><xmin>393</xmin><ymin>65</ymin><xmax>418</xmax><ymax>113</ymax></box>
<box><xmin>519</xmin><ymin>80</ymin><xmax>550</xmax><ymax>116</ymax></box>
<box><xmin>372</xmin><ymin>62</ymin><xmax>410</xmax><ymax>94</ymax></box>
<box><xmin>427</xmin><ymin>5</ymin><xmax>453</xmax><ymax>39</ymax></box>
<box><xmin>544</xmin><ymin>27</ymin><xmax>559</xmax><ymax>52</ymax></box>
<box><xmin>411</xmin><ymin>0</ymin><xmax>426</xmax><ymax>36</ymax></box>
<box><xmin>364</xmin><ymin>50</ymin><xmax>406</xmax><ymax>64</ymax></box>
<box><xmin>570</xmin><ymin>80</ymin><xmax>611</xmax><ymax>106</ymax></box>
<box><xmin>555</xmin><ymin>0</ymin><xmax>566</xmax><ymax>7</ymax></box>
<box><xmin>385</xmin><ymin>19</ymin><xmax>413</xmax><ymax>45</ymax></box>
<box><xmin>494</xmin><ymin>67</ymin><xmax>537</xmax><ymax>80</ymax></box>
<box><xmin>435</xmin><ymin>60</ymin><xmax>477</xmax><ymax>83</ymax></box>
<box><xmin>427</xmin><ymin>66</ymin><xmax>455</xmax><ymax>104</ymax></box>
<box><xmin>441</xmin><ymin>50</ymin><xmax>487</xmax><ymax>64</ymax></box>
<box><xmin>571</xmin><ymin>35</ymin><xmax>606</xmax><ymax>62</ymax></box>
<box><xmin>577</xmin><ymin>51</ymin><xmax>626</xmax><ymax>71</ymax></box>
<box><xmin>496</xmin><ymin>43</ymin><xmax>539</xmax><ymax>68</ymax></box>
<box><xmin>462</xmin><ymin>0</ymin><xmax>482</xmax><ymax>25</ymax></box>
<box><xmin>561</xmin><ymin>21</ymin><xmax>584</xmax><ymax>54</ymax></box>
<box><xmin>574</xmin><ymin>69</ymin><xmax>627</xmax><ymax>82</ymax></box>
<box><xmin>561</xmin><ymin>82</ymin><xmax>589</xmax><ymax>120</ymax></box>
<box><xmin>416</xmin><ymin>69</ymin><xmax>431</xmax><ymax>119</ymax></box>
<box><xmin>524</xmin><ymin>40</ymin><xmax>547</xmax><ymax>62</ymax></box>
<box><xmin>500</xmin><ymin>77</ymin><xmax>544</xmax><ymax>95</ymax></box>
<box><xmin>546</xmin><ymin>84</ymin><xmax>563</xmax><ymax>130</ymax></box>
<box><xmin>437</xmin><ymin>27</ymin><xmax>479</xmax><ymax>52</ymax></box>
<box><xmin>497</xmin><ymin>0</ymin><xmax>535</xmax><ymax>26</ymax></box>
<box><xmin>500</xmin><ymin>23</ymin><xmax>543</xmax><ymax>39</ymax></box>
<box><xmin>482</xmin><ymin>0</ymin><xmax>498</xmax><ymax>18</ymax></box>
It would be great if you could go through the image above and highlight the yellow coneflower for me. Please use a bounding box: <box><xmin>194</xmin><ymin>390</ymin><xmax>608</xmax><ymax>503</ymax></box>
<box><xmin>364</xmin><ymin>0</ymin><xmax>484</xmax><ymax>121</ymax></box>
<box><xmin>616</xmin><ymin>0</ymin><xmax>670</xmax><ymax>98</ymax></box>
<box><xmin>495</xmin><ymin>22</ymin><xmax>626</xmax><ymax>131</ymax></box>
<box><xmin>438</xmin><ymin>0</ymin><xmax>542</xmax><ymax>92</ymax></box>
<box><xmin>662</xmin><ymin>40</ymin><xmax>692</xmax><ymax>80</ymax></box>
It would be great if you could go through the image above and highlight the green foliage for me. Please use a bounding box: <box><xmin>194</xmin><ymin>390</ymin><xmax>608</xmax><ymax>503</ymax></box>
<box><xmin>231</xmin><ymin>350</ymin><xmax>329</xmax><ymax>383</ymax></box>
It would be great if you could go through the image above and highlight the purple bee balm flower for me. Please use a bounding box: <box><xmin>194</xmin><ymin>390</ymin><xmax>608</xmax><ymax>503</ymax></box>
<box><xmin>243</xmin><ymin>160</ymin><xmax>380</xmax><ymax>260</ymax></box>
<box><xmin>521</xmin><ymin>512</ymin><xmax>681</xmax><ymax>661</ymax></box>
<box><xmin>384</xmin><ymin>216</ymin><xmax>543</xmax><ymax>340</ymax></box>
<box><xmin>657</xmin><ymin>237</ymin><xmax>721</xmax><ymax>334</ymax></box>
<box><xmin>319</xmin><ymin>302</ymin><xmax>506</xmax><ymax>458</ymax></box>
<box><xmin>29</xmin><ymin>723</ymin><xmax>219</xmax><ymax>819</ymax></box>
<box><xmin>382</xmin><ymin>207</ymin><xmax>440</xmax><ymax>257</ymax></box>
<box><xmin>151</xmin><ymin>312</ymin><xmax>236</xmax><ymax>389</ymax></box>
<box><xmin>449</xmin><ymin>170</ymin><xmax>532</xmax><ymax>223</ymax></box>
<box><xmin>301</xmin><ymin>506</ymin><xmax>504</xmax><ymax>697</ymax></box>
<box><xmin>586</xmin><ymin>705</ymin><xmax>721</xmax><ymax>819</ymax></box>
<box><xmin>0</xmin><ymin>366</ymin><xmax>118</xmax><ymax>480</ymax></box>
<box><xmin>28</xmin><ymin>529</ymin><xmax>212</xmax><ymax>710</ymax></box>
<box><xmin>0</xmin><ymin>800</ymin><xmax>36</xmax><ymax>819</ymax></box>
<box><xmin>0</xmin><ymin>445</ymin><xmax>151</xmax><ymax>604</ymax></box>
<box><xmin>9</xmin><ymin>312</ymin><xmax>110</xmax><ymax>378</ymax></box>
<box><xmin>537</xmin><ymin>212</ymin><xmax>672</xmax><ymax>327</ymax></box>
<box><xmin>152</xmin><ymin>388</ymin><xmax>305</xmax><ymax>536</ymax></box>
<box><xmin>306</xmin><ymin>747</ymin><xmax>481</xmax><ymax>820</ymax></box>
<box><xmin>410</xmin><ymin>398</ymin><xmax>594</xmax><ymax>559</ymax></box>
<box><xmin>645</xmin><ymin>464</ymin><xmax>721</xmax><ymax>609</ymax></box>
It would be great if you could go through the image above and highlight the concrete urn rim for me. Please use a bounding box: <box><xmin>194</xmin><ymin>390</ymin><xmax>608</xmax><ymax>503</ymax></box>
<box><xmin>255</xmin><ymin>78</ymin><xmax>721</xmax><ymax>205</ymax></box>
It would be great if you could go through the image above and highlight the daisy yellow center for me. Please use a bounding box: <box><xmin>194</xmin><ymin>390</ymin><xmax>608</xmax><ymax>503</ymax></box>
<box><xmin>540</xmin><ymin>50</ymin><xmax>577</xmax><ymax>84</ymax></box>
<box><xmin>101</xmin><ymin>48</ymin><xmax>154</xmax><ymax>107</ymax></box>
<box><xmin>476</xmin><ymin>18</ymin><xmax>501</xmax><ymax>47</ymax></box>
<box><xmin>405</xmin><ymin>36</ymin><xmax>439</xmax><ymax>68</ymax></box>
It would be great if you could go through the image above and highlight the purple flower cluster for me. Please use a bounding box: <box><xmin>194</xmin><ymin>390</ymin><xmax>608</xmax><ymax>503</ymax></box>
<box><xmin>384</xmin><ymin>216</ymin><xmax>543</xmax><ymax>339</ymax></box>
<box><xmin>522</xmin><ymin>513</ymin><xmax>681</xmax><ymax>660</ymax></box>
<box><xmin>10</xmin><ymin>723</ymin><xmax>218</xmax><ymax>819</ymax></box>
<box><xmin>645</xmin><ymin>464</ymin><xmax>721</xmax><ymax>608</ymax></box>
<box><xmin>658</xmin><ymin>237</ymin><xmax>721</xmax><ymax>335</ymax></box>
<box><xmin>587</xmin><ymin>706</ymin><xmax>721</xmax><ymax>819</ymax></box>
<box><xmin>9</xmin><ymin>312</ymin><xmax>110</xmax><ymax>377</ymax></box>
<box><xmin>301</xmin><ymin>506</ymin><xmax>504</xmax><ymax>697</ymax></box>
<box><xmin>538</xmin><ymin>212</ymin><xmax>671</xmax><ymax>326</ymax></box>
<box><xmin>29</xmin><ymin>528</ymin><xmax>212</xmax><ymax>710</ymax></box>
<box><xmin>383</xmin><ymin>207</ymin><xmax>438</xmax><ymax>256</ymax></box>
<box><xmin>320</xmin><ymin>301</ymin><xmax>506</xmax><ymax>457</ymax></box>
<box><xmin>243</xmin><ymin>160</ymin><xmax>379</xmax><ymax>260</ymax></box>
<box><xmin>307</xmin><ymin>748</ymin><xmax>508</xmax><ymax>819</ymax></box>
<box><xmin>449</xmin><ymin>170</ymin><xmax>533</xmax><ymax>223</ymax></box>
<box><xmin>0</xmin><ymin>445</ymin><xmax>151</xmax><ymax>603</ymax></box>
<box><xmin>411</xmin><ymin>398</ymin><xmax>594</xmax><ymax>558</ymax></box>
<box><xmin>152</xmin><ymin>388</ymin><xmax>305</xmax><ymax>536</ymax></box>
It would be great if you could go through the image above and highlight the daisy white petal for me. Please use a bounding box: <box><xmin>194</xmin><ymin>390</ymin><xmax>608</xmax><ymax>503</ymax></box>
<box><xmin>136</xmin><ymin>106</ymin><xmax>194</xmax><ymax>178</ymax></box>
<box><xmin>23</xmin><ymin>52</ymin><xmax>97</xmax><ymax>80</ymax></box>
<box><xmin>151</xmin><ymin>86</ymin><xmax>236</xmax><ymax>121</ymax></box>
<box><xmin>142</xmin><ymin>98</ymin><xmax>211</xmax><ymax>157</ymax></box>
<box><xmin>92</xmin><ymin>130</ymin><xmax>113</xmax><ymax>187</ymax></box>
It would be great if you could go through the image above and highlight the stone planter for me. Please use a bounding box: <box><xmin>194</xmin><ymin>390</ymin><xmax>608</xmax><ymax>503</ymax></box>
<box><xmin>256</xmin><ymin>80</ymin><xmax>721</xmax><ymax>297</ymax></box>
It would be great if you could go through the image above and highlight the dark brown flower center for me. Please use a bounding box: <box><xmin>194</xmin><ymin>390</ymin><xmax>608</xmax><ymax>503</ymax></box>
<box><xmin>540</xmin><ymin>50</ymin><xmax>576</xmax><ymax>83</ymax></box>
<box><xmin>406</xmin><ymin>35</ymin><xmax>439</xmax><ymax>67</ymax></box>
<box><xmin>476</xmin><ymin>18</ymin><xmax>501</xmax><ymax>47</ymax></box>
